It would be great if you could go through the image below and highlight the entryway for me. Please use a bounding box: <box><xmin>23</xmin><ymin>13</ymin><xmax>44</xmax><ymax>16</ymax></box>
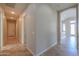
<box><xmin>3</xmin><ymin>6</ymin><xmax>20</xmax><ymax>46</ymax></box>
<box><xmin>59</xmin><ymin>5</ymin><xmax>78</xmax><ymax>54</ymax></box>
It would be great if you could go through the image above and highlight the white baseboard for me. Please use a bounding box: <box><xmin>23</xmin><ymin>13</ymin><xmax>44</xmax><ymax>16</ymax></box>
<box><xmin>25</xmin><ymin>42</ymin><xmax>57</xmax><ymax>56</ymax></box>
<box><xmin>36</xmin><ymin>42</ymin><xmax>57</xmax><ymax>56</ymax></box>
<box><xmin>26</xmin><ymin>46</ymin><xmax>34</xmax><ymax>56</ymax></box>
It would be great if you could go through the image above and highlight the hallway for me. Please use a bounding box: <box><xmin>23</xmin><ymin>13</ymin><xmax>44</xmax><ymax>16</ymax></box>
<box><xmin>0</xmin><ymin>3</ymin><xmax>79</xmax><ymax>56</ymax></box>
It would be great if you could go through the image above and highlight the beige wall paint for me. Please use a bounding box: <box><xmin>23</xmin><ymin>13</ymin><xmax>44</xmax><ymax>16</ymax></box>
<box><xmin>18</xmin><ymin>14</ymin><xmax>25</xmax><ymax>45</ymax></box>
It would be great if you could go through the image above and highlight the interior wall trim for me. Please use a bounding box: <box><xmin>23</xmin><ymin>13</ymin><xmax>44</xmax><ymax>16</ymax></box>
<box><xmin>36</xmin><ymin>42</ymin><xmax>57</xmax><ymax>56</ymax></box>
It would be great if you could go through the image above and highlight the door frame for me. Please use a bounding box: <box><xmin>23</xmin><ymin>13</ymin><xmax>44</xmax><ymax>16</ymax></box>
<box><xmin>57</xmin><ymin>4</ymin><xmax>78</xmax><ymax>49</ymax></box>
<box><xmin>3</xmin><ymin>16</ymin><xmax>20</xmax><ymax>46</ymax></box>
<box><xmin>7</xmin><ymin>19</ymin><xmax>17</xmax><ymax>44</ymax></box>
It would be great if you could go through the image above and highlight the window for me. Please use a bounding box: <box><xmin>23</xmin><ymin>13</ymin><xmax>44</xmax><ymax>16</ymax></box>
<box><xmin>62</xmin><ymin>24</ymin><xmax>65</xmax><ymax>32</ymax></box>
<box><xmin>70</xmin><ymin>20</ymin><xmax>76</xmax><ymax>35</ymax></box>
<box><xmin>70</xmin><ymin>20</ymin><xmax>76</xmax><ymax>23</ymax></box>
<box><xmin>70</xmin><ymin>23</ymin><xmax>75</xmax><ymax>35</ymax></box>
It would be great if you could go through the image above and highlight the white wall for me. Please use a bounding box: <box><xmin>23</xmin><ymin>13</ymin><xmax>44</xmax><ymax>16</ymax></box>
<box><xmin>23</xmin><ymin>4</ymin><xmax>37</xmax><ymax>55</ymax></box>
<box><xmin>35</xmin><ymin>4</ymin><xmax>57</xmax><ymax>55</ymax></box>
<box><xmin>0</xmin><ymin>8</ymin><xmax>4</xmax><ymax>48</ymax></box>
<box><xmin>60</xmin><ymin>8</ymin><xmax>76</xmax><ymax>21</ymax></box>
<box><xmin>23</xmin><ymin>4</ymin><xmax>57</xmax><ymax>55</ymax></box>
<box><xmin>78</xmin><ymin>4</ymin><xmax>79</xmax><ymax>49</ymax></box>
<box><xmin>0</xmin><ymin>8</ymin><xmax>1</xmax><ymax>48</ymax></box>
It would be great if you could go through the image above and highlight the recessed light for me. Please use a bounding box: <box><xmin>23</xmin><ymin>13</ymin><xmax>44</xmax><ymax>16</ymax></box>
<box><xmin>11</xmin><ymin>11</ymin><xmax>15</xmax><ymax>14</ymax></box>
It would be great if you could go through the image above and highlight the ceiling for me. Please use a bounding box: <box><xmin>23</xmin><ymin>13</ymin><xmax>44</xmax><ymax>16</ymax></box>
<box><xmin>2</xmin><ymin>3</ymin><xmax>30</xmax><ymax>14</ymax></box>
<box><xmin>1</xmin><ymin>3</ymin><xmax>76</xmax><ymax>13</ymax></box>
<box><xmin>0</xmin><ymin>3</ymin><xmax>29</xmax><ymax>13</ymax></box>
<box><xmin>0</xmin><ymin>3</ymin><xmax>77</xmax><ymax>19</ymax></box>
<box><xmin>5</xmin><ymin>3</ymin><xmax>16</xmax><ymax>8</ymax></box>
<box><xmin>0</xmin><ymin>3</ymin><xmax>30</xmax><ymax>19</ymax></box>
<box><xmin>47</xmin><ymin>3</ymin><xmax>76</xmax><ymax>11</ymax></box>
<box><xmin>0</xmin><ymin>3</ymin><xmax>76</xmax><ymax>14</ymax></box>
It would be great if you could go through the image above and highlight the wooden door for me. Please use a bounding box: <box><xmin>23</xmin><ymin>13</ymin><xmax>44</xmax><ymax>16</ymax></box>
<box><xmin>4</xmin><ymin>19</ymin><xmax>18</xmax><ymax>45</ymax></box>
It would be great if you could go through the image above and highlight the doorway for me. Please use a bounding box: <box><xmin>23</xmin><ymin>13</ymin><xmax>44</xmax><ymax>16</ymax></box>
<box><xmin>3</xmin><ymin>18</ymin><xmax>19</xmax><ymax>46</ymax></box>
<box><xmin>59</xmin><ymin>6</ymin><xmax>77</xmax><ymax>50</ymax></box>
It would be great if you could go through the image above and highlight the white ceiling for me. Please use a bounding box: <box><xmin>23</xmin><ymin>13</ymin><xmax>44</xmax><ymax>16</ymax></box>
<box><xmin>0</xmin><ymin>3</ymin><xmax>76</xmax><ymax>13</ymax></box>
<box><xmin>14</xmin><ymin>3</ymin><xmax>29</xmax><ymax>14</ymax></box>
<box><xmin>0</xmin><ymin>3</ymin><xmax>29</xmax><ymax>14</ymax></box>
<box><xmin>47</xmin><ymin>3</ymin><xmax>76</xmax><ymax>11</ymax></box>
<box><xmin>3</xmin><ymin>3</ymin><xmax>76</xmax><ymax>12</ymax></box>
